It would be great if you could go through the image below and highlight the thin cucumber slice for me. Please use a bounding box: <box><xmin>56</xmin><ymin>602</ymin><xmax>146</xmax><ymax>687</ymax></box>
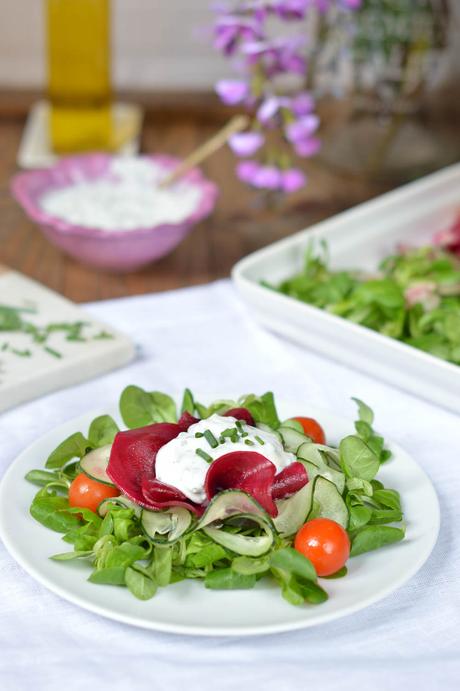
<box><xmin>98</xmin><ymin>495</ymin><xmax>142</xmax><ymax>518</ymax></box>
<box><xmin>280</xmin><ymin>418</ymin><xmax>304</xmax><ymax>433</ymax></box>
<box><xmin>195</xmin><ymin>490</ymin><xmax>274</xmax><ymax>531</ymax></box>
<box><xmin>307</xmin><ymin>476</ymin><xmax>348</xmax><ymax>528</ymax></box>
<box><xmin>273</xmin><ymin>480</ymin><xmax>314</xmax><ymax>537</ymax></box>
<box><xmin>203</xmin><ymin>513</ymin><xmax>274</xmax><ymax>557</ymax></box>
<box><xmin>278</xmin><ymin>426</ymin><xmax>308</xmax><ymax>454</ymax></box>
<box><xmin>141</xmin><ymin>506</ymin><xmax>192</xmax><ymax>544</ymax></box>
<box><xmin>296</xmin><ymin>441</ymin><xmax>323</xmax><ymax>465</ymax></box>
<box><xmin>80</xmin><ymin>445</ymin><xmax>113</xmax><ymax>486</ymax></box>
<box><xmin>301</xmin><ymin>460</ymin><xmax>346</xmax><ymax>495</ymax></box>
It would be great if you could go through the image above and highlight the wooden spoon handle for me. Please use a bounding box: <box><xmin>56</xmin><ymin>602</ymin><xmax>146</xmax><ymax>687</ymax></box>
<box><xmin>160</xmin><ymin>114</ymin><xmax>250</xmax><ymax>188</ymax></box>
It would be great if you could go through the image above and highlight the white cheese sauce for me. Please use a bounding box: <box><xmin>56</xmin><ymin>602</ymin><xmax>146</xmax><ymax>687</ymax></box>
<box><xmin>155</xmin><ymin>413</ymin><xmax>296</xmax><ymax>504</ymax></box>
<box><xmin>40</xmin><ymin>157</ymin><xmax>201</xmax><ymax>231</ymax></box>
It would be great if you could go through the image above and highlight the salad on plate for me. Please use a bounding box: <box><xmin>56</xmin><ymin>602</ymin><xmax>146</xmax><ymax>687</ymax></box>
<box><xmin>25</xmin><ymin>386</ymin><xmax>405</xmax><ymax>606</ymax></box>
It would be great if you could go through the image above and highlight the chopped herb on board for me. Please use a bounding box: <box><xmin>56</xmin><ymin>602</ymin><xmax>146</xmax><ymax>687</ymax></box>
<box><xmin>0</xmin><ymin>304</ymin><xmax>113</xmax><ymax>359</ymax></box>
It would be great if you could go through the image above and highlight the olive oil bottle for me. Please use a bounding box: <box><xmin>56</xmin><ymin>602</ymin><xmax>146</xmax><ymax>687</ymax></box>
<box><xmin>46</xmin><ymin>0</ymin><xmax>112</xmax><ymax>153</ymax></box>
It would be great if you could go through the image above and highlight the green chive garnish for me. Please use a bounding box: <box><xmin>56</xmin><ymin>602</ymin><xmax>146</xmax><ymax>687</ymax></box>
<box><xmin>196</xmin><ymin>448</ymin><xmax>213</xmax><ymax>463</ymax></box>
<box><xmin>235</xmin><ymin>420</ymin><xmax>244</xmax><ymax>433</ymax></box>
<box><xmin>244</xmin><ymin>439</ymin><xmax>255</xmax><ymax>446</ymax></box>
<box><xmin>241</xmin><ymin>432</ymin><xmax>248</xmax><ymax>438</ymax></box>
<box><xmin>195</xmin><ymin>432</ymin><xmax>204</xmax><ymax>438</ymax></box>
<box><xmin>255</xmin><ymin>435</ymin><xmax>265</xmax><ymax>445</ymax></box>
<box><xmin>44</xmin><ymin>346</ymin><xmax>62</xmax><ymax>358</ymax></box>
<box><xmin>204</xmin><ymin>429</ymin><xmax>219</xmax><ymax>448</ymax></box>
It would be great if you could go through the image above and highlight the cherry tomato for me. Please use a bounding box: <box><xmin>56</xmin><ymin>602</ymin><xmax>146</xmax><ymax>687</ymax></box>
<box><xmin>294</xmin><ymin>518</ymin><xmax>350</xmax><ymax>577</ymax></box>
<box><xmin>293</xmin><ymin>416</ymin><xmax>326</xmax><ymax>444</ymax></box>
<box><xmin>69</xmin><ymin>473</ymin><xmax>119</xmax><ymax>514</ymax></box>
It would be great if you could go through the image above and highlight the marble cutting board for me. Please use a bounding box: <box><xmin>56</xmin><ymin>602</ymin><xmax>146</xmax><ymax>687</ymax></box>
<box><xmin>0</xmin><ymin>265</ymin><xmax>135</xmax><ymax>413</ymax></box>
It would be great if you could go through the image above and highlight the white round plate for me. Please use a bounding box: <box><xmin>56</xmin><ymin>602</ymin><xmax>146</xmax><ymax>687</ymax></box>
<box><xmin>0</xmin><ymin>401</ymin><xmax>440</xmax><ymax>636</ymax></box>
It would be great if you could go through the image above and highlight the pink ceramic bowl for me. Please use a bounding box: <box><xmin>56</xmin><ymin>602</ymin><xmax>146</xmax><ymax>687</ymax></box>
<box><xmin>11</xmin><ymin>154</ymin><xmax>219</xmax><ymax>272</ymax></box>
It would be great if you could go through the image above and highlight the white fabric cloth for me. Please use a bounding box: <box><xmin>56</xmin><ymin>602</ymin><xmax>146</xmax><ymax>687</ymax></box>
<box><xmin>0</xmin><ymin>280</ymin><xmax>459</xmax><ymax>691</ymax></box>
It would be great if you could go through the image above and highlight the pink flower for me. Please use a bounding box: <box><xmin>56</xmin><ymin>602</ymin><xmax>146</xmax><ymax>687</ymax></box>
<box><xmin>273</xmin><ymin>0</ymin><xmax>310</xmax><ymax>19</ymax></box>
<box><xmin>281</xmin><ymin>168</ymin><xmax>307</xmax><ymax>192</ymax></box>
<box><xmin>236</xmin><ymin>160</ymin><xmax>283</xmax><ymax>190</ymax></box>
<box><xmin>252</xmin><ymin>165</ymin><xmax>283</xmax><ymax>189</ymax></box>
<box><xmin>215</xmin><ymin>79</ymin><xmax>249</xmax><ymax>105</ymax></box>
<box><xmin>256</xmin><ymin>96</ymin><xmax>289</xmax><ymax>124</ymax></box>
<box><xmin>228</xmin><ymin>131</ymin><xmax>265</xmax><ymax>156</ymax></box>
<box><xmin>291</xmin><ymin>91</ymin><xmax>315</xmax><ymax>116</ymax></box>
<box><xmin>214</xmin><ymin>15</ymin><xmax>263</xmax><ymax>55</ymax></box>
<box><xmin>285</xmin><ymin>115</ymin><xmax>320</xmax><ymax>143</ymax></box>
<box><xmin>236</xmin><ymin>160</ymin><xmax>261</xmax><ymax>184</ymax></box>
<box><xmin>293</xmin><ymin>136</ymin><xmax>321</xmax><ymax>157</ymax></box>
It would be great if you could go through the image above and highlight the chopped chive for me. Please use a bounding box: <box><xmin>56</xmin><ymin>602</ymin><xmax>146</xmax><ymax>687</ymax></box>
<box><xmin>44</xmin><ymin>346</ymin><xmax>62</xmax><ymax>358</ymax></box>
<box><xmin>244</xmin><ymin>439</ymin><xmax>255</xmax><ymax>446</ymax></box>
<box><xmin>12</xmin><ymin>348</ymin><xmax>32</xmax><ymax>357</ymax></box>
<box><xmin>241</xmin><ymin>432</ymin><xmax>248</xmax><ymax>438</ymax></box>
<box><xmin>93</xmin><ymin>330</ymin><xmax>113</xmax><ymax>340</ymax></box>
<box><xmin>235</xmin><ymin>420</ymin><xmax>244</xmax><ymax>433</ymax></box>
<box><xmin>203</xmin><ymin>429</ymin><xmax>219</xmax><ymax>449</ymax></box>
<box><xmin>195</xmin><ymin>432</ymin><xmax>204</xmax><ymax>438</ymax></box>
<box><xmin>196</xmin><ymin>448</ymin><xmax>213</xmax><ymax>463</ymax></box>
<box><xmin>255</xmin><ymin>435</ymin><xmax>265</xmax><ymax>445</ymax></box>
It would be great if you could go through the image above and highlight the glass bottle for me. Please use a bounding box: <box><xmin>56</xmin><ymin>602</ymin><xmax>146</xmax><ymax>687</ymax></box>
<box><xmin>46</xmin><ymin>0</ymin><xmax>112</xmax><ymax>153</ymax></box>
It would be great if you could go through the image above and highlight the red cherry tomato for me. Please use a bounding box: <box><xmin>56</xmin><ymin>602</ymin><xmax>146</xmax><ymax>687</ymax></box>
<box><xmin>294</xmin><ymin>518</ymin><xmax>350</xmax><ymax>577</ymax></box>
<box><xmin>69</xmin><ymin>473</ymin><xmax>119</xmax><ymax>514</ymax></box>
<box><xmin>293</xmin><ymin>416</ymin><xmax>326</xmax><ymax>444</ymax></box>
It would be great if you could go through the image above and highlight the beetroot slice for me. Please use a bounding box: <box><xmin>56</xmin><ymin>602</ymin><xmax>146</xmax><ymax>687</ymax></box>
<box><xmin>107</xmin><ymin>423</ymin><xmax>180</xmax><ymax>505</ymax></box>
<box><xmin>141</xmin><ymin>477</ymin><xmax>204</xmax><ymax>515</ymax></box>
<box><xmin>223</xmin><ymin>407</ymin><xmax>254</xmax><ymax>426</ymax></box>
<box><xmin>177</xmin><ymin>411</ymin><xmax>200</xmax><ymax>432</ymax></box>
<box><xmin>272</xmin><ymin>462</ymin><xmax>308</xmax><ymax>500</ymax></box>
<box><xmin>205</xmin><ymin>451</ymin><xmax>278</xmax><ymax>516</ymax></box>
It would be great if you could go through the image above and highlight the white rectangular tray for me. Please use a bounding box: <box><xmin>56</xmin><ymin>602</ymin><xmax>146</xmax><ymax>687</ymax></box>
<box><xmin>0</xmin><ymin>268</ymin><xmax>135</xmax><ymax>413</ymax></box>
<box><xmin>232</xmin><ymin>163</ymin><xmax>460</xmax><ymax>414</ymax></box>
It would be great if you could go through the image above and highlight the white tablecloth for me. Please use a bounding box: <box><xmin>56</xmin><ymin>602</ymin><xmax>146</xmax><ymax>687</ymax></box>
<box><xmin>1</xmin><ymin>281</ymin><xmax>459</xmax><ymax>691</ymax></box>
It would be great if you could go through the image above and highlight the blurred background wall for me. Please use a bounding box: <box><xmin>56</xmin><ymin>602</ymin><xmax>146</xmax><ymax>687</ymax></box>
<box><xmin>0</xmin><ymin>0</ymin><xmax>458</xmax><ymax>92</ymax></box>
<box><xmin>0</xmin><ymin>0</ymin><xmax>231</xmax><ymax>91</ymax></box>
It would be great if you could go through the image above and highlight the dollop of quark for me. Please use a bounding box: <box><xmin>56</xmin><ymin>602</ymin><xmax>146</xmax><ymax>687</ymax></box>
<box><xmin>154</xmin><ymin>413</ymin><xmax>296</xmax><ymax>504</ymax></box>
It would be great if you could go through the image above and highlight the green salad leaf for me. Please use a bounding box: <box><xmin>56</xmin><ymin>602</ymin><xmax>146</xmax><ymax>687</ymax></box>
<box><xmin>46</xmin><ymin>432</ymin><xmax>90</xmax><ymax>469</ymax></box>
<box><xmin>88</xmin><ymin>415</ymin><xmax>119</xmax><ymax>447</ymax></box>
<box><xmin>339</xmin><ymin>436</ymin><xmax>380</xmax><ymax>481</ymax></box>
<box><xmin>119</xmin><ymin>385</ymin><xmax>177</xmax><ymax>428</ymax></box>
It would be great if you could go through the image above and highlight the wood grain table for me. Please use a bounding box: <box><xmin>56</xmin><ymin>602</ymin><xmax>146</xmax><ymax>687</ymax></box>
<box><xmin>0</xmin><ymin>90</ymin><xmax>456</xmax><ymax>304</ymax></box>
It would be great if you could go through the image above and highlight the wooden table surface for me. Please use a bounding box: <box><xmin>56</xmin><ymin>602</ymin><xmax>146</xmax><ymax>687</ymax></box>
<box><xmin>0</xmin><ymin>91</ymin><xmax>456</xmax><ymax>304</ymax></box>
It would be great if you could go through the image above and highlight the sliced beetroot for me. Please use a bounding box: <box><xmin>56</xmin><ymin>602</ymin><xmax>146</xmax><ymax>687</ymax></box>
<box><xmin>223</xmin><ymin>407</ymin><xmax>254</xmax><ymax>426</ymax></box>
<box><xmin>272</xmin><ymin>462</ymin><xmax>308</xmax><ymax>500</ymax></box>
<box><xmin>177</xmin><ymin>411</ymin><xmax>200</xmax><ymax>432</ymax></box>
<box><xmin>141</xmin><ymin>477</ymin><xmax>204</xmax><ymax>515</ymax></box>
<box><xmin>205</xmin><ymin>451</ymin><xmax>278</xmax><ymax>516</ymax></box>
<box><xmin>107</xmin><ymin>423</ymin><xmax>180</xmax><ymax>505</ymax></box>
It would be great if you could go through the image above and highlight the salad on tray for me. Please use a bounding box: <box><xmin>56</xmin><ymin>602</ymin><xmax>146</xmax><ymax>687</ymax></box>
<box><xmin>25</xmin><ymin>386</ymin><xmax>405</xmax><ymax>606</ymax></box>
<box><xmin>268</xmin><ymin>227</ymin><xmax>460</xmax><ymax>366</ymax></box>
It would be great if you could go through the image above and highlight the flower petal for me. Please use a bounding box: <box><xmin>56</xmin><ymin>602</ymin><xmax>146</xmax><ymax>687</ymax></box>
<box><xmin>215</xmin><ymin>79</ymin><xmax>249</xmax><ymax>105</ymax></box>
<box><xmin>228</xmin><ymin>131</ymin><xmax>265</xmax><ymax>157</ymax></box>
